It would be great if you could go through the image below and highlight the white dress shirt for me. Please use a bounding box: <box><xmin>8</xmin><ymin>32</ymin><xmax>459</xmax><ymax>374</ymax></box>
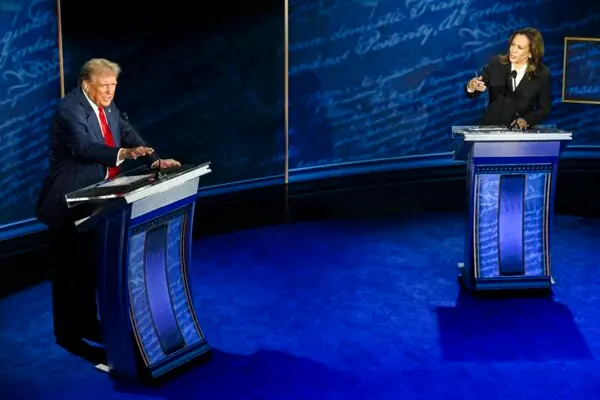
<box><xmin>510</xmin><ymin>62</ymin><xmax>528</xmax><ymax>91</ymax></box>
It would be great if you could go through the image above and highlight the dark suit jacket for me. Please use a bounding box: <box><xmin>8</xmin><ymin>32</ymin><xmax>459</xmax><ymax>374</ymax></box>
<box><xmin>36</xmin><ymin>87</ymin><xmax>158</xmax><ymax>231</ymax></box>
<box><xmin>465</xmin><ymin>55</ymin><xmax>552</xmax><ymax>126</ymax></box>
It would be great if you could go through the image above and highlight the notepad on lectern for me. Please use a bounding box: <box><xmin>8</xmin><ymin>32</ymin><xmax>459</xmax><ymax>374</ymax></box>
<box><xmin>99</xmin><ymin>174</ymin><xmax>155</xmax><ymax>187</ymax></box>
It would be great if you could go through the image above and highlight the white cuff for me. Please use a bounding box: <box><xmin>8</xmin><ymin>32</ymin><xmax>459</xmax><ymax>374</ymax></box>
<box><xmin>116</xmin><ymin>148</ymin><xmax>125</xmax><ymax>166</ymax></box>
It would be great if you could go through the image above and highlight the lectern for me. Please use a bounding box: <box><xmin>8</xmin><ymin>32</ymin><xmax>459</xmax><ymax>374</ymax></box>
<box><xmin>452</xmin><ymin>126</ymin><xmax>572</xmax><ymax>291</ymax></box>
<box><xmin>65</xmin><ymin>163</ymin><xmax>212</xmax><ymax>381</ymax></box>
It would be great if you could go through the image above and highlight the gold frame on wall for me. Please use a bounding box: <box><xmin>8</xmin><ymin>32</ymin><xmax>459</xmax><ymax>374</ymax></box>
<box><xmin>561</xmin><ymin>36</ymin><xmax>600</xmax><ymax>105</ymax></box>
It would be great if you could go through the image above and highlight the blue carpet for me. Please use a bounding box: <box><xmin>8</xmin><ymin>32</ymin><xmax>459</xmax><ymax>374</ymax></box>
<box><xmin>1</xmin><ymin>212</ymin><xmax>599</xmax><ymax>399</ymax></box>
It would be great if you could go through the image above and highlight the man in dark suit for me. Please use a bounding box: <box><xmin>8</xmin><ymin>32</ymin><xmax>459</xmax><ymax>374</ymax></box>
<box><xmin>36</xmin><ymin>58</ymin><xmax>180</xmax><ymax>360</ymax></box>
<box><xmin>465</xmin><ymin>27</ymin><xmax>552</xmax><ymax>128</ymax></box>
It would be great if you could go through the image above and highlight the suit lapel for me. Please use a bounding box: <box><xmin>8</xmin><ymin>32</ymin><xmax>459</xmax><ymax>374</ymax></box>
<box><xmin>77</xmin><ymin>89</ymin><xmax>121</xmax><ymax>146</ymax></box>
<box><xmin>502</xmin><ymin>63</ymin><xmax>513</xmax><ymax>92</ymax></box>
<box><xmin>77</xmin><ymin>91</ymin><xmax>105</xmax><ymax>143</ymax></box>
<box><xmin>515</xmin><ymin>73</ymin><xmax>534</xmax><ymax>95</ymax></box>
<box><xmin>86</xmin><ymin>113</ymin><xmax>105</xmax><ymax>143</ymax></box>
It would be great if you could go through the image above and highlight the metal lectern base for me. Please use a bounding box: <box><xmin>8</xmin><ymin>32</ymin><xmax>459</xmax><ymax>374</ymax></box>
<box><xmin>457</xmin><ymin>262</ymin><xmax>554</xmax><ymax>292</ymax></box>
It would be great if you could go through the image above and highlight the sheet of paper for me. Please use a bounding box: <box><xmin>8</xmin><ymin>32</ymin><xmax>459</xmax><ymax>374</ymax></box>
<box><xmin>100</xmin><ymin>174</ymin><xmax>155</xmax><ymax>187</ymax></box>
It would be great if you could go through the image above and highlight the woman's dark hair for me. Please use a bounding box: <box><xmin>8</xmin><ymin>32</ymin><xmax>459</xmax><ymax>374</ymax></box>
<box><xmin>499</xmin><ymin>27</ymin><xmax>545</xmax><ymax>74</ymax></box>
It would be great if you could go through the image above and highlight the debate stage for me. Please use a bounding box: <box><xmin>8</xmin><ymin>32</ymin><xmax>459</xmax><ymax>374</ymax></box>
<box><xmin>1</xmin><ymin>157</ymin><xmax>599</xmax><ymax>399</ymax></box>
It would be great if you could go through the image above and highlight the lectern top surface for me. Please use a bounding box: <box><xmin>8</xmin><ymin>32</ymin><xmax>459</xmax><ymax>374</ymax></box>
<box><xmin>452</xmin><ymin>125</ymin><xmax>570</xmax><ymax>134</ymax></box>
<box><xmin>97</xmin><ymin>173</ymin><xmax>155</xmax><ymax>187</ymax></box>
<box><xmin>65</xmin><ymin>162</ymin><xmax>211</xmax><ymax>205</ymax></box>
<box><xmin>451</xmin><ymin>125</ymin><xmax>572</xmax><ymax>141</ymax></box>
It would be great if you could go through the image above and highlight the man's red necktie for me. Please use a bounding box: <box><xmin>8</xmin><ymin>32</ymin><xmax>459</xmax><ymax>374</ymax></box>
<box><xmin>98</xmin><ymin>106</ymin><xmax>120</xmax><ymax>178</ymax></box>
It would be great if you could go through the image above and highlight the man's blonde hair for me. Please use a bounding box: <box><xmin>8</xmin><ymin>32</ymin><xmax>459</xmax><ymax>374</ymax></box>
<box><xmin>79</xmin><ymin>58</ymin><xmax>121</xmax><ymax>85</ymax></box>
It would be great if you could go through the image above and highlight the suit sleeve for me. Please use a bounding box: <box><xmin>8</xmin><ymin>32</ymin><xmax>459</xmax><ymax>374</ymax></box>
<box><xmin>119</xmin><ymin>116</ymin><xmax>159</xmax><ymax>165</ymax></box>
<box><xmin>57</xmin><ymin>107</ymin><xmax>120</xmax><ymax>167</ymax></box>
<box><xmin>522</xmin><ymin>72</ymin><xmax>552</xmax><ymax>126</ymax></box>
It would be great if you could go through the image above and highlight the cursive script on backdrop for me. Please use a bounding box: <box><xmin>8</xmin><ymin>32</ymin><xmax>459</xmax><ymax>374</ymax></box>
<box><xmin>563</xmin><ymin>38</ymin><xmax>600</xmax><ymax>102</ymax></box>
<box><xmin>288</xmin><ymin>0</ymin><xmax>600</xmax><ymax>169</ymax></box>
<box><xmin>59</xmin><ymin>9</ymin><xmax>287</xmax><ymax>188</ymax></box>
<box><xmin>0</xmin><ymin>0</ymin><xmax>61</xmax><ymax>227</ymax></box>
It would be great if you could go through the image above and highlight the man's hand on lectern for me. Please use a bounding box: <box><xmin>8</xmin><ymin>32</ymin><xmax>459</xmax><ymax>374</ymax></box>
<box><xmin>118</xmin><ymin>146</ymin><xmax>154</xmax><ymax>161</ymax></box>
<box><xmin>151</xmin><ymin>159</ymin><xmax>181</xmax><ymax>170</ymax></box>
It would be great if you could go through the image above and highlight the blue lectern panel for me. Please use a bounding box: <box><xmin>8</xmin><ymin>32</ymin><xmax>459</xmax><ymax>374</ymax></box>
<box><xmin>166</xmin><ymin>216</ymin><xmax>204</xmax><ymax>346</ymax></box>
<box><xmin>129</xmin><ymin>232</ymin><xmax>164</xmax><ymax>364</ymax></box>
<box><xmin>475</xmin><ymin>167</ymin><xmax>550</xmax><ymax>279</ymax></box>
<box><xmin>145</xmin><ymin>224</ymin><xmax>186</xmax><ymax>353</ymax></box>
<box><xmin>498</xmin><ymin>175</ymin><xmax>526</xmax><ymax>276</ymax></box>
<box><xmin>128</xmin><ymin>205</ymin><xmax>204</xmax><ymax>368</ymax></box>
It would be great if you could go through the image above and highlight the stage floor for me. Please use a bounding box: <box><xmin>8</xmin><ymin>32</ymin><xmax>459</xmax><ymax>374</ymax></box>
<box><xmin>1</xmin><ymin>212</ymin><xmax>599</xmax><ymax>399</ymax></box>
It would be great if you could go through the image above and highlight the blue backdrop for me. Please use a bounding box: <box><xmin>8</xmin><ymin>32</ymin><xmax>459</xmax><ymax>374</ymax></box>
<box><xmin>59</xmin><ymin>1</ymin><xmax>286</xmax><ymax>192</ymax></box>
<box><xmin>288</xmin><ymin>0</ymin><xmax>600</xmax><ymax>171</ymax></box>
<box><xmin>563</xmin><ymin>38</ymin><xmax>600</xmax><ymax>103</ymax></box>
<box><xmin>0</xmin><ymin>0</ymin><xmax>60</xmax><ymax>229</ymax></box>
<box><xmin>1</xmin><ymin>0</ymin><xmax>599</xmax><ymax>231</ymax></box>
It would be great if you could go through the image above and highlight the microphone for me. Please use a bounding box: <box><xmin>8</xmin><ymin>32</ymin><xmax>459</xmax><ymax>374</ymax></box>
<box><xmin>120</xmin><ymin>111</ymin><xmax>163</xmax><ymax>175</ymax></box>
<box><xmin>510</xmin><ymin>69</ymin><xmax>517</xmax><ymax>92</ymax></box>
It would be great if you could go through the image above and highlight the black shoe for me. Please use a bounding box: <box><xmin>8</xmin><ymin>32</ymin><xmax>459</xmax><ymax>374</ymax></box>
<box><xmin>81</xmin><ymin>323</ymin><xmax>103</xmax><ymax>344</ymax></box>
<box><xmin>54</xmin><ymin>323</ymin><xmax>103</xmax><ymax>344</ymax></box>
<box><xmin>56</xmin><ymin>337</ymin><xmax>107</xmax><ymax>365</ymax></box>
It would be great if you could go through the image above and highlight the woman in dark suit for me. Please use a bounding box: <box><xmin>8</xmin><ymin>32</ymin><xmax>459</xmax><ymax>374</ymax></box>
<box><xmin>465</xmin><ymin>27</ymin><xmax>552</xmax><ymax>129</ymax></box>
